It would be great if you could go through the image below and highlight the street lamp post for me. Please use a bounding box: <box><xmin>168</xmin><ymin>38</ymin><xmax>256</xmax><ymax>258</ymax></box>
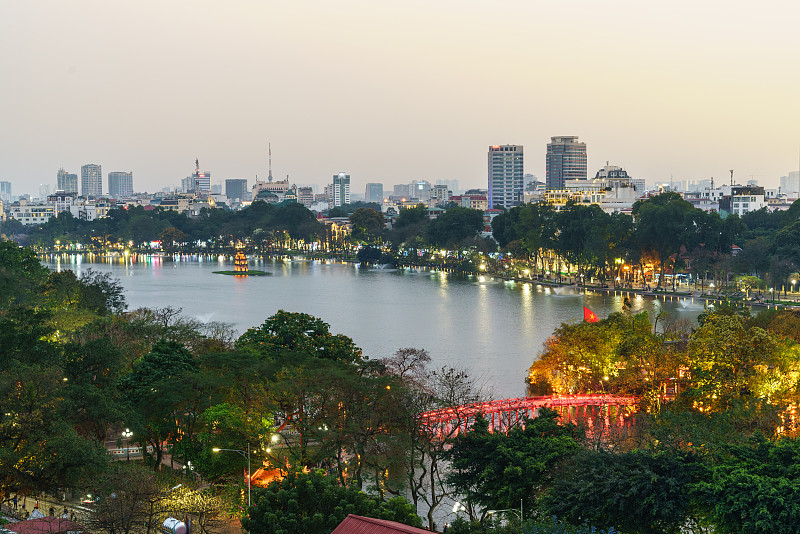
<box><xmin>487</xmin><ymin>499</ymin><xmax>523</xmax><ymax>522</ymax></box>
<box><xmin>121</xmin><ymin>428</ymin><xmax>133</xmax><ymax>462</ymax></box>
<box><xmin>487</xmin><ymin>508</ymin><xmax>521</xmax><ymax>522</ymax></box>
<box><xmin>213</xmin><ymin>444</ymin><xmax>251</xmax><ymax>508</ymax></box>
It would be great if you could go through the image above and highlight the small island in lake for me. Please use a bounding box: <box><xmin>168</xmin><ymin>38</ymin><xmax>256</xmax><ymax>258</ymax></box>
<box><xmin>213</xmin><ymin>251</ymin><xmax>269</xmax><ymax>276</ymax></box>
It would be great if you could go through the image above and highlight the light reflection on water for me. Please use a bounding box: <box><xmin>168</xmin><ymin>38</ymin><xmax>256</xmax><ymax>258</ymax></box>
<box><xmin>43</xmin><ymin>254</ymin><xmax>704</xmax><ymax>398</ymax></box>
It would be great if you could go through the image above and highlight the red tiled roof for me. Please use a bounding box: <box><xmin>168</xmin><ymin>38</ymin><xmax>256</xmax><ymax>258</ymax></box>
<box><xmin>5</xmin><ymin>517</ymin><xmax>86</xmax><ymax>534</ymax></box>
<box><xmin>331</xmin><ymin>514</ymin><xmax>432</xmax><ymax>534</ymax></box>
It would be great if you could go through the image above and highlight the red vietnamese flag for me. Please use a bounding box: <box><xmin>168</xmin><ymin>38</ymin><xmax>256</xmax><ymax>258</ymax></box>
<box><xmin>584</xmin><ymin>306</ymin><xmax>599</xmax><ymax>323</ymax></box>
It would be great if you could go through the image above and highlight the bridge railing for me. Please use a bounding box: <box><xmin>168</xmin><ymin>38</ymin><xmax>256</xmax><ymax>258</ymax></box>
<box><xmin>419</xmin><ymin>394</ymin><xmax>641</xmax><ymax>437</ymax></box>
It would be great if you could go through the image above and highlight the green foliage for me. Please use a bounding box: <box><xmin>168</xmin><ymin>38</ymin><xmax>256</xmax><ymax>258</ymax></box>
<box><xmin>0</xmin><ymin>309</ymin><xmax>109</xmax><ymax>498</ymax></box>
<box><xmin>0</xmin><ymin>240</ymin><xmax>49</xmax><ymax>308</ymax></box>
<box><xmin>427</xmin><ymin>207</ymin><xmax>484</xmax><ymax>247</ymax></box>
<box><xmin>356</xmin><ymin>245</ymin><xmax>382</xmax><ymax>265</ymax></box>
<box><xmin>632</xmin><ymin>193</ymin><xmax>698</xmax><ymax>288</ymax></box>
<box><xmin>692</xmin><ymin>435</ymin><xmax>800</xmax><ymax>534</ymax></box>
<box><xmin>118</xmin><ymin>340</ymin><xmax>202</xmax><ymax>468</ymax></box>
<box><xmin>61</xmin><ymin>338</ymin><xmax>127</xmax><ymax>441</ymax></box>
<box><xmin>394</xmin><ymin>204</ymin><xmax>428</xmax><ymax>229</ymax></box>
<box><xmin>541</xmin><ymin>450</ymin><xmax>697</xmax><ymax>534</ymax></box>
<box><xmin>446</xmin><ymin>409</ymin><xmax>582</xmax><ymax>516</ymax></box>
<box><xmin>349</xmin><ymin>208</ymin><xmax>385</xmax><ymax>243</ymax></box>
<box><xmin>236</xmin><ymin>310</ymin><xmax>363</xmax><ymax>364</ymax></box>
<box><xmin>242</xmin><ymin>469</ymin><xmax>422</xmax><ymax>534</ymax></box>
<box><xmin>529</xmin><ymin>312</ymin><xmax>676</xmax><ymax>403</ymax></box>
<box><xmin>79</xmin><ymin>268</ymin><xmax>128</xmax><ymax>314</ymax></box>
<box><xmin>448</xmin><ymin>516</ymin><xmax>618</xmax><ymax>534</ymax></box>
<box><xmin>685</xmin><ymin>314</ymin><xmax>792</xmax><ymax>414</ymax></box>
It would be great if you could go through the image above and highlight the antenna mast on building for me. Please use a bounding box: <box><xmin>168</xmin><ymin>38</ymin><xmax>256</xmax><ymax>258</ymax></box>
<box><xmin>195</xmin><ymin>158</ymin><xmax>200</xmax><ymax>192</ymax></box>
<box><xmin>268</xmin><ymin>143</ymin><xmax>273</xmax><ymax>183</ymax></box>
<box><xmin>730</xmin><ymin>169</ymin><xmax>734</xmax><ymax>187</ymax></box>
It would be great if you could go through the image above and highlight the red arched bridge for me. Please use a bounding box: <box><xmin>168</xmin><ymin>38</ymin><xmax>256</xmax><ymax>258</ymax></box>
<box><xmin>419</xmin><ymin>394</ymin><xmax>640</xmax><ymax>437</ymax></box>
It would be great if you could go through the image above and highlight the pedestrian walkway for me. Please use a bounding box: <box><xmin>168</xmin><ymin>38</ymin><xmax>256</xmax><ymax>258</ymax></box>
<box><xmin>1</xmin><ymin>493</ymin><xmax>84</xmax><ymax>524</ymax></box>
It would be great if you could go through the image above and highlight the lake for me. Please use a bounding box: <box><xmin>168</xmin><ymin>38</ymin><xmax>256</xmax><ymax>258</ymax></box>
<box><xmin>43</xmin><ymin>254</ymin><xmax>706</xmax><ymax>399</ymax></box>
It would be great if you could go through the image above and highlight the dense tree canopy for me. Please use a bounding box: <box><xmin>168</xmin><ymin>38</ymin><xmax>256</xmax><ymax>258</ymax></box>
<box><xmin>446</xmin><ymin>409</ymin><xmax>582</xmax><ymax>516</ymax></box>
<box><xmin>235</xmin><ymin>310</ymin><xmax>363</xmax><ymax>364</ymax></box>
<box><xmin>242</xmin><ymin>469</ymin><xmax>421</xmax><ymax>534</ymax></box>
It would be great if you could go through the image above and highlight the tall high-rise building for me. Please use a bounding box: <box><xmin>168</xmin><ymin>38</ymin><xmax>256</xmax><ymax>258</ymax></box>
<box><xmin>546</xmin><ymin>136</ymin><xmax>587</xmax><ymax>190</ymax></box>
<box><xmin>365</xmin><ymin>183</ymin><xmax>384</xmax><ymax>203</ymax></box>
<box><xmin>81</xmin><ymin>164</ymin><xmax>103</xmax><ymax>197</ymax></box>
<box><xmin>487</xmin><ymin>145</ymin><xmax>524</xmax><ymax>208</ymax></box>
<box><xmin>393</xmin><ymin>184</ymin><xmax>411</xmax><ymax>198</ymax></box>
<box><xmin>191</xmin><ymin>159</ymin><xmax>211</xmax><ymax>194</ymax></box>
<box><xmin>0</xmin><ymin>181</ymin><xmax>11</xmax><ymax>202</ymax></box>
<box><xmin>411</xmin><ymin>180</ymin><xmax>432</xmax><ymax>201</ymax></box>
<box><xmin>57</xmin><ymin>169</ymin><xmax>79</xmax><ymax>194</ymax></box>
<box><xmin>331</xmin><ymin>173</ymin><xmax>351</xmax><ymax>207</ymax></box>
<box><xmin>108</xmin><ymin>171</ymin><xmax>133</xmax><ymax>197</ymax></box>
<box><xmin>780</xmin><ymin>171</ymin><xmax>800</xmax><ymax>196</ymax></box>
<box><xmin>436</xmin><ymin>179</ymin><xmax>460</xmax><ymax>195</ymax></box>
<box><xmin>225</xmin><ymin>179</ymin><xmax>248</xmax><ymax>201</ymax></box>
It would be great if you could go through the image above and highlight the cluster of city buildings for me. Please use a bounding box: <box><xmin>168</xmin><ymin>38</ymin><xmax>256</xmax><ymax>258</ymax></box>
<box><xmin>1</xmin><ymin>141</ymin><xmax>799</xmax><ymax>228</ymax></box>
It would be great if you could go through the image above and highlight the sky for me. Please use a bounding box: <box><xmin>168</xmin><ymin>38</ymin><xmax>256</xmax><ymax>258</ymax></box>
<box><xmin>2</xmin><ymin>0</ymin><xmax>800</xmax><ymax>197</ymax></box>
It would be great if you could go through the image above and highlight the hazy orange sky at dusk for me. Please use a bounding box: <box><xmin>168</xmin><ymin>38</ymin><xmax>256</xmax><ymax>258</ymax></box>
<box><xmin>2</xmin><ymin>1</ymin><xmax>800</xmax><ymax>195</ymax></box>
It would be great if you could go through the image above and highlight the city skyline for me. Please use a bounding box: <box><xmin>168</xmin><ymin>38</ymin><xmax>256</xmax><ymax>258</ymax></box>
<box><xmin>2</xmin><ymin>1</ymin><xmax>800</xmax><ymax>196</ymax></box>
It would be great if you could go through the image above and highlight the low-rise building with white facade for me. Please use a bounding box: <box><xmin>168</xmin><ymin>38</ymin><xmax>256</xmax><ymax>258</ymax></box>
<box><xmin>721</xmin><ymin>186</ymin><xmax>767</xmax><ymax>217</ymax></box>
<box><xmin>543</xmin><ymin>165</ymin><xmax>643</xmax><ymax>213</ymax></box>
<box><xmin>7</xmin><ymin>199</ymin><xmax>56</xmax><ymax>225</ymax></box>
<box><xmin>70</xmin><ymin>199</ymin><xmax>114</xmax><ymax>221</ymax></box>
<box><xmin>48</xmin><ymin>191</ymin><xmax>78</xmax><ymax>214</ymax></box>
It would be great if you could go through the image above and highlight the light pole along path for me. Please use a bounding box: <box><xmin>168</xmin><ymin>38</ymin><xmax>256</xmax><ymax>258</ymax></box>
<box><xmin>213</xmin><ymin>444</ymin><xmax>251</xmax><ymax>508</ymax></box>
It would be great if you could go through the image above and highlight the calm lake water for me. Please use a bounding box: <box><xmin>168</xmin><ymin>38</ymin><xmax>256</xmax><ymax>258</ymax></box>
<box><xmin>43</xmin><ymin>254</ymin><xmax>706</xmax><ymax>399</ymax></box>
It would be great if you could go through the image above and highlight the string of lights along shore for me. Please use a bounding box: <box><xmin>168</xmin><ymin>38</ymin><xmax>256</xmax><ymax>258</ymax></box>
<box><xmin>0</xmin><ymin>138</ymin><xmax>799</xmax><ymax>226</ymax></box>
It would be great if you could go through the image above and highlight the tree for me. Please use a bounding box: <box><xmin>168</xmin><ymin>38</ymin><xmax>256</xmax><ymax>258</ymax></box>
<box><xmin>160</xmin><ymin>227</ymin><xmax>188</xmax><ymax>254</ymax></box>
<box><xmin>80</xmin><ymin>269</ymin><xmax>128</xmax><ymax>315</ymax></box>
<box><xmin>161</xmin><ymin>484</ymin><xmax>228</xmax><ymax>534</ymax></box>
<box><xmin>242</xmin><ymin>469</ymin><xmax>421</xmax><ymax>534</ymax></box>
<box><xmin>528</xmin><ymin>314</ymin><xmax>655</xmax><ymax>396</ymax></box>
<box><xmin>235</xmin><ymin>310</ymin><xmax>363</xmax><ymax>364</ymax></box>
<box><xmin>356</xmin><ymin>245</ymin><xmax>382</xmax><ymax>265</ymax></box>
<box><xmin>427</xmin><ymin>207</ymin><xmax>484</xmax><ymax>248</ymax></box>
<box><xmin>541</xmin><ymin>449</ymin><xmax>699</xmax><ymax>534</ymax></box>
<box><xmin>492</xmin><ymin>203</ymin><xmax>558</xmax><ymax>277</ymax></box>
<box><xmin>382</xmin><ymin>352</ymin><xmax>487</xmax><ymax>528</ymax></box>
<box><xmin>0</xmin><ymin>309</ymin><xmax>108</xmax><ymax>500</ymax></box>
<box><xmin>445</xmin><ymin>409</ymin><xmax>582</xmax><ymax>518</ymax></box>
<box><xmin>692</xmin><ymin>435</ymin><xmax>800</xmax><ymax>534</ymax></box>
<box><xmin>447</xmin><ymin>516</ymin><xmax>618</xmax><ymax>534</ymax></box>
<box><xmin>82</xmin><ymin>464</ymin><xmax>183</xmax><ymax>534</ymax></box>
<box><xmin>349</xmin><ymin>208</ymin><xmax>385</xmax><ymax>243</ymax></box>
<box><xmin>632</xmin><ymin>193</ymin><xmax>697</xmax><ymax>289</ymax></box>
<box><xmin>554</xmin><ymin>203</ymin><xmax>611</xmax><ymax>282</ymax></box>
<box><xmin>61</xmin><ymin>338</ymin><xmax>127</xmax><ymax>441</ymax></box>
<box><xmin>118</xmin><ymin>340</ymin><xmax>201</xmax><ymax>470</ymax></box>
<box><xmin>685</xmin><ymin>314</ymin><xmax>785</xmax><ymax>413</ymax></box>
<box><xmin>0</xmin><ymin>239</ymin><xmax>49</xmax><ymax>308</ymax></box>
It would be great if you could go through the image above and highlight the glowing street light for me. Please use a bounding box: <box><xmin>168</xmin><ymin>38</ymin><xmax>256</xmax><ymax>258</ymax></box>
<box><xmin>452</xmin><ymin>502</ymin><xmax>467</xmax><ymax>514</ymax></box>
<box><xmin>487</xmin><ymin>500</ymin><xmax>523</xmax><ymax>521</ymax></box>
<box><xmin>121</xmin><ymin>428</ymin><xmax>133</xmax><ymax>462</ymax></box>
<box><xmin>213</xmin><ymin>444</ymin><xmax>251</xmax><ymax>508</ymax></box>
